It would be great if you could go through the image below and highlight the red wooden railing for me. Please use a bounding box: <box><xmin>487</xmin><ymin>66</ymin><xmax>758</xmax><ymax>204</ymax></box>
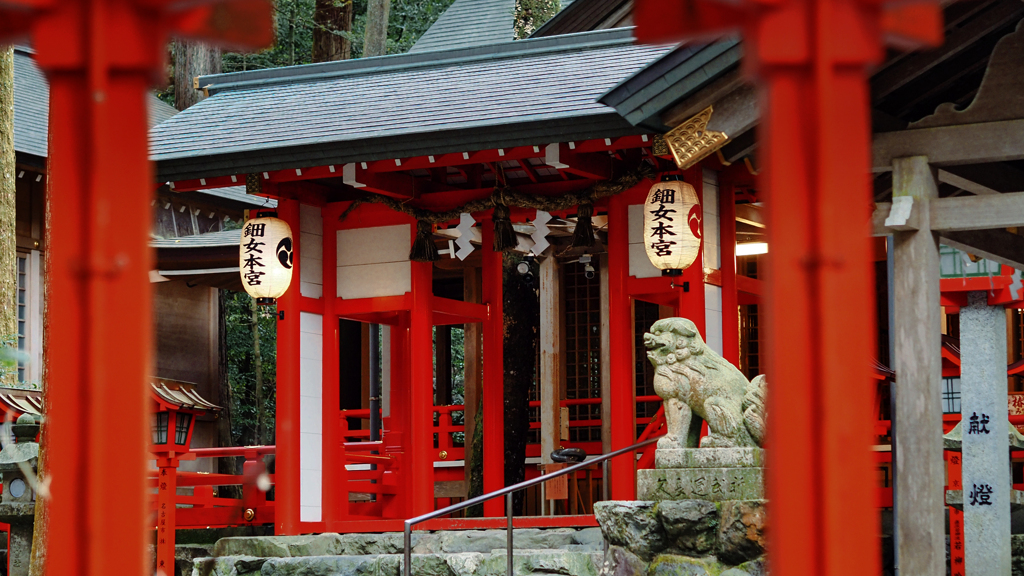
<box><xmin>148</xmin><ymin>445</ymin><xmax>276</xmax><ymax>529</ymax></box>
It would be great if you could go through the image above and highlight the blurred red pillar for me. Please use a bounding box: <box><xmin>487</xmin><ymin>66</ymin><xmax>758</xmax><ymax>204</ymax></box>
<box><xmin>0</xmin><ymin>2</ymin><xmax>271</xmax><ymax>574</ymax></box>
<box><xmin>634</xmin><ymin>1</ymin><xmax>941</xmax><ymax>574</ymax></box>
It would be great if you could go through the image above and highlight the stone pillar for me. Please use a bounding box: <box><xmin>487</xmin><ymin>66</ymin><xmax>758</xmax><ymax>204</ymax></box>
<box><xmin>891</xmin><ymin>156</ymin><xmax>945</xmax><ymax>576</ymax></box>
<box><xmin>961</xmin><ymin>290</ymin><xmax>1011</xmax><ymax>575</ymax></box>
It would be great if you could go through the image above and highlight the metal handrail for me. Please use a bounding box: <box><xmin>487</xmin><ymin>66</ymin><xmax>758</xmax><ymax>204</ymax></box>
<box><xmin>402</xmin><ymin>435</ymin><xmax>660</xmax><ymax>576</ymax></box>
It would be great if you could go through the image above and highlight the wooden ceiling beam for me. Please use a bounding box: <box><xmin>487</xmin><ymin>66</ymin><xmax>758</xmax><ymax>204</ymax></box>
<box><xmin>735</xmin><ymin>203</ymin><xmax>765</xmax><ymax>228</ymax></box>
<box><xmin>873</xmin><ymin>190</ymin><xmax>1024</xmax><ymax>235</ymax></box>
<box><xmin>873</xmin><ymin>119</ymin><xmax>1024</xmax><ymax>171</ymax></box>
<box><xmin>940</xmin><ymin>229</ymin><xmax>1024</xmax><ymax>270</ymax></box>
<box><xmin>871</xmin><ymin>0</ymin><xmax>1024</xmax><ymax>102</ymax></box>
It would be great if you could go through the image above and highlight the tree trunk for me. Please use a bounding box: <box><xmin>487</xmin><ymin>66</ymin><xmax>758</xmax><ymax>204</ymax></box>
<box><xmin>0</xmin><ymin>47</ymin><xmax>16</xmax><ymax>387</ymax></box>
<box><xmin>503</xmin><ymin>254</ymin><xmax>538</xmax><ymax>514</ymax></box>
<box><xmin>216</xmin><ymin>290</ymin><xmax>241</xmax><ymax>498</ymax></box>
<box><xmin>312</xmin><ymin>0</ymin><xmax>353</xmax><ymax>62</ymax></box>
<box><xmin>362</xmin><ymin>0</ymin><xmax>392</xmax><ymax>57</ymax></box>
<box><xmin>251</xmin><ymin>298</ymin><xmax>264</xmax><ymax>445</ymax></box>
<box><xmin>173</xmin><ymin>41</ymin><xmax>221</xmax><ymax>111</ymax></box>
<box><xmin>27</xmin><ymin>110</ymin><xmax>51</xmax><ymax>576</ymax></box>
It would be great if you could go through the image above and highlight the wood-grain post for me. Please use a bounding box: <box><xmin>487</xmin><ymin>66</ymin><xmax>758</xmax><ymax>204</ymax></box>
<box><xmin>540</xmin><ymin>256</ymin><xmax>563</xmax><ymax>466</ymax></box>
<box><xmin>600</xmin><ymin>259</ymin><xmax>612</xmax><ymax>458</ymax></box>
<box><xmin>463</xmin><ymin>267</ymin><xmax>483</xmax><ymax>494</ymax></box>
<box><xmin>892</xmin><ymin>155</ymin><xmax>944</xmax><ymax>575</ymax></box>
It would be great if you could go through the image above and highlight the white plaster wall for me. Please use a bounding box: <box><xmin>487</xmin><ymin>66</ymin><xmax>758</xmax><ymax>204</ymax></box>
<box><xmin>628</xmin><ymin>204</ymin><xmax>662</xmax><ymax>279</ymax></box>
<box><xmin>703</xmin><ymin>169</ymin><xmax>724</xmax><ymax>355</ymax></box>
<box><xmin>337</xmin><ymin>224</ymin><xmax>411</xmax><ymax>299</ymax></box>
<box><xmin>299</xmin><ymin>205</ymin><xmax>324</xmax><ymax>299</ymax></box>
<box><xmin>702</xmin><ymin>169</ymin><xmax>721</xmax><ymax>269</ymax></box>
<box><xmin>299</xmin><ymin>311</ymin><xmax>323</xmax><ymax>522</ymax></box>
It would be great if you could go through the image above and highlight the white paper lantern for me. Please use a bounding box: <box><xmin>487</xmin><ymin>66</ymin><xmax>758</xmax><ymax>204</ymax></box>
<box><xmin>643</xmin><ymin>175</ymin><xmax>702</xmax><ymax>275</ymax></box>
<box><xmin>239</xmin><ymin>211</ymin><xmax>293</xmax><ymax>304</ymax></box>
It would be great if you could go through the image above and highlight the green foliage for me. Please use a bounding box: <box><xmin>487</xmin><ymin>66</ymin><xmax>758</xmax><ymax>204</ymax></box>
<box><xmin>224</xmin><ymin>291</ymin><xmax>277</xmax><ymax>445</ymax></box>
<box><xmin>0</xmin><ymin>334</ymin><xmax>31</xmax><ymax>389</ymax></box>
<box><xmin>220</xmin><ymin>0</ymin><xmax>455</xmax><ymax>73</ymax></box>
<box><xmin>514</xmin><ymin>0</ymin><xmax>559</xmax><ymax>39</ymax></box>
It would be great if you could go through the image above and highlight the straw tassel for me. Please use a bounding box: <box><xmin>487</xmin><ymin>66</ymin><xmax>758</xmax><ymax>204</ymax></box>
<box><xmin>492</xmin><ymin>202</ymin><xmax>517</xmax><ymax>252</ymax></box>
<box><xmin>410</xmin><ymin>220</ymin><xmax>439</xmax><ymax>262</ymax></box>
<box><xmin>570</xmin><ymin>201</ymin><xmax>595</xmax><ymax>248</ymax></box>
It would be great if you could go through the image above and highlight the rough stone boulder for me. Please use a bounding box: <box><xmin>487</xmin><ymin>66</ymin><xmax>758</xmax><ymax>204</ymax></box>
<box><xmin>594</xmin><ymin>501</ymin><xmax>668</xmax><ymax>560</ymax></box>
<box><xmin>718</xmin><ymin>500</ymin><xmax>767</xmax><ymax>565</ymax></box>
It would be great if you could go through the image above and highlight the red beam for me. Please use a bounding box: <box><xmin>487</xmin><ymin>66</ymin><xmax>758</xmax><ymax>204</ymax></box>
<box><xmin>432</xmin><ymin>296</ymin><xmax>489</xmax><ymax>324</ymax></box>
<box><xmin>326</xmin><ymin>515</ymin><xmax>598</xmax><ymax>533</ymax></box>
<box><xmin>164</xmin><ymin>136</ymin><xmax>656</xmax><ymax>193</ymax></box>
<box><xmin>335</xmin><ymin>295</ymin><xmax>412</xmax><ymax>317</ymax></box>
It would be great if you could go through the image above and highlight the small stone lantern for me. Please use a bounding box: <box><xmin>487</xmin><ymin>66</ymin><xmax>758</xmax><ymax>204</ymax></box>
<box><xmin>0</xmin><ymin>413</ymin><xmax>40</xmax><ymax>576</ymax></box>
<box><xmin>0</xmin><ymin>414</ymin><xmax>39</xmax><ymax>504</ymax></box>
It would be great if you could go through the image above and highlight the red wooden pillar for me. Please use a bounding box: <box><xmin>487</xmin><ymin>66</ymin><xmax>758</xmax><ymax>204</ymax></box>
<box><xmin>154</xmin><ymin>460</ymin><xmax>177</xmax><ymax>576</ymax></box>
<box><xmin>759</xmin><ymin>42</ymin><xmax>880</xmax><ymax>575</ymax></box>
<box><xmin>383</xmin><ymin>316</ymin><xmax>410</xmax><ymax>518</ymax></box>
<box><xmin>720</xmin><ymin>177</ymin><xmax>739</xmax><ymax>365</ymax></box>
<box><xmin>481</xmin><ymin>223</ymin><xmax>505</xmax><ymax>516</ymax></box>
<box><xmin>635</xmin><ymin>1</ymin><xmax>942</xmax><ymax>573</ymax></box>
<box><xmin>42</xmin><ymin>60</ymin><xmax>153</xmax><ymax>576</ymax></box>
<box><xmin>0</xmin><ymin>3</ymin><xmax>269</xmax><ymax>571</ymax></box>
<box><xmin>606</xmin><ymin>194</ymin><xmax>637</xmax><ymax>499</ymax></box>
<box><xmin>275</xmin><ymin>198</ymin><xmax>302</xmax><ymax>534</ymax></box>
<box><xmin>408</xmin><ymin>259</ymin><xmax>436</xmax><ymax>515</ymax></box>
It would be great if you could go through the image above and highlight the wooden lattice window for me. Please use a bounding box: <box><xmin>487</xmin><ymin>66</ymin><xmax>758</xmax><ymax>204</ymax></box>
<box><xmin>739</xmin><ymin>304</ymin><xmax>760</xmax><ymax>380</ymax></box>
<box><xmin>16</xmin><ymin>254</ymin><xmax>27</xmax><ymax>383</ymax></box>
<box><xmin>635</xmin><ymin>300</ymin><xmax>660</xmax><ymax>437</ymax></box>
<box><xmin>564</xmin><ymin>261</ymin><xmax>601</xmax><ymax>443</ymax></box>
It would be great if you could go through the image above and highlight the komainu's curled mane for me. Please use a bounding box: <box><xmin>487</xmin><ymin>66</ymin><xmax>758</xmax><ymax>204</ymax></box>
<box><xmin>644</xmin><ymin>317</ymin><xmax>767</xmax><ymax>449</ymax></box>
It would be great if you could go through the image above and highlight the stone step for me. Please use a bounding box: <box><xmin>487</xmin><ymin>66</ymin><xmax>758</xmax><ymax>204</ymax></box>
<box><xmin>192</xmin><ymin>550</ymin><xmax>604</xmax><ymax>576</ymax></box>
<box><xmin>208</xmin><ymin>528</ymin><xmax>604</xmax><ymax>558</ymax></box>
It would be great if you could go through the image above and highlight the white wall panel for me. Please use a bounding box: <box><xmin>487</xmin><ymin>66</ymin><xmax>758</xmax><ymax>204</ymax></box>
<box><xmin>704</xmin><ymin>284</ymin><xmax>724</xmax><ymax>356</ymax></box>
<box><xmin>628</xmin><ymin>204</ymin><xmax>662</xmax><ymax>279</ymax></box>
<box><xmin>702</xmin><ymin>169</ymin><xmax>721</xmax><ymax>270</ymax></box>
<box><xmin>299</xmin><ymin>311</ymin><xmax>323</xmax><ymax>521</ymax></box>
<box><xmin>337</xmin><ymin>225</ymin><xmax>412</xmax><ymax>299</ymax></box>
<box><xmin>299</xmin><ymin>205</ymin><xmax>324</xmax><ymax>299</ymax></box>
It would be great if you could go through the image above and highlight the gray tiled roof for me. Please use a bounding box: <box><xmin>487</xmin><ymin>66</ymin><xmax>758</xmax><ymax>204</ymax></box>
<box><xmin>599</xmin><ymin>39</ymin><xmax>741</xmax><ymax>132</ymax></box>
<box><xmin>13</xmin><ymin>46</ymin><xmax>179</xmax><ymax>161</ymax></box>
<box><xmin>410</xmin><ymin>0</ymin><xmax>515</xmax><ymax>53</ymax></box>
<box><xmin>150</xmin><ymin>228</ymin><xmax>241</xmax><ymax>248</ymax></box>
<box><xmin>151</xmin><ymin>28</ymin><xmax>674</xmax><ymax>181</ymax></box>
<box><xmin>181</xmin><ymin>186</ymin><xmax>278</xmax><ymax>209</ymax></box>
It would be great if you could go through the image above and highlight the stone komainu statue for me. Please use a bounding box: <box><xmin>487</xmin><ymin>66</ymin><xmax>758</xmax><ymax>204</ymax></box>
<box><xmin>644</xmin><ymin>317</ymin><xmax>767</xmax><ymax>449</ymax></box>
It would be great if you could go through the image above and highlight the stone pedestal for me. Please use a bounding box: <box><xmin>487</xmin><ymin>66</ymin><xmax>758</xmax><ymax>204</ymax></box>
<box><xmin>637</xmin><ymin>448</ymin><xmax>765</xmax><ymax>502</ymax></box>
<box><xmin>0</xmin><ymin>502</ymin><xmax>36</xmax><ymax>576</ymax></box>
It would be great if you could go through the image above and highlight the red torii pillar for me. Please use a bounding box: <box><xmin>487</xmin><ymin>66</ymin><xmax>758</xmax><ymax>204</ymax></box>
<box><xmin>0</xmin><ymin>3</ymin><xmax>271</xmax><ymax>575</ymax></box>
<box><xmin>635</xmin><ymin>2</ymin><xmax>941</xmax><ymax>574</ymax></box>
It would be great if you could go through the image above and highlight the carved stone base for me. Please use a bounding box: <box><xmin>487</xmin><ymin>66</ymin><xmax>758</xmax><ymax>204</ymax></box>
<box><xmin>655</xmin><ymin>447</ymin><xmax>765</xmax><ymax>469</ymax></box>
<box><xmin>637</xmin><ymin>467</ymin><xmax>764</xmax><ymax>502</ymax></box>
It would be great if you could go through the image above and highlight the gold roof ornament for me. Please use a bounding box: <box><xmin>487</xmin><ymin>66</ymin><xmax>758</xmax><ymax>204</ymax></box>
<box><xmin>664</xmin><ymin>106</ymin><xmax>729</xmax><ymax>170</ymax></box>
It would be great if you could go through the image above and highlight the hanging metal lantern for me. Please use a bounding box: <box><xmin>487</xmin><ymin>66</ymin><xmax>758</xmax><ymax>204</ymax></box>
<box><xmin>643</xmin><ymin>174</ymin><xmax>702</xmax><ymax>275</ymax></box>
<box><xmin>239</xmin><ymin>210</ymin><xmax>293</xmax><ymax>304</ymax></box>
